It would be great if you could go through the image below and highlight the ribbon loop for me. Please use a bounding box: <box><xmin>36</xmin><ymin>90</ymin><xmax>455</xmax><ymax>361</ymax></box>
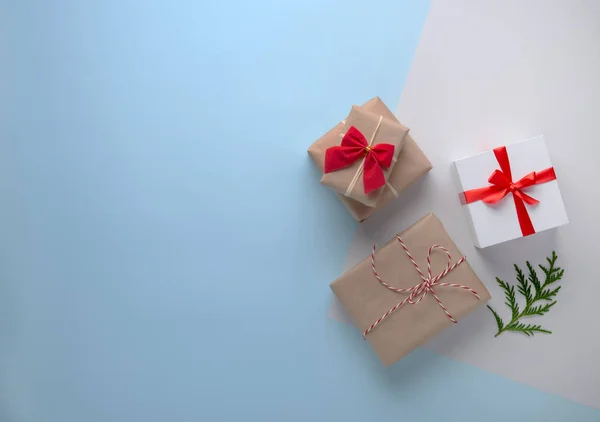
<box><xmin>488</xmin><ymin>169</ymin><xmax>511</xmax><ymax>188</ymax></box>
<box><xmin>514</xmin><ymin>172</ymin><xmax>537</xmax><ymax>190</ymax></box>
<box><xmin>427</xmin><ymin>245</ymin><xmax>452</xmax><ymax>282</ymax></box>
<box><xmin>363</xmin><ymin>236</ymin><xmax>480</xmax><ymax>338</ymax></box>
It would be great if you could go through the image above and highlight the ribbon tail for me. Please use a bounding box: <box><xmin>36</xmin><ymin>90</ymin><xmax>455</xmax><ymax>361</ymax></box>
<box><xmin>517</xmin><ymin>190</ymin><xmax>539</xmax><ymax>205</ymax></box>
<box><xmin>363</xmin><ymin>155</ymin><xmax>386</xmax><ymax>194</ymax></box>
<box><xmin>481</xmin><ymin>188</ymin><xmax>510</xmax><ymax>204</ymax></box>
<box><xmin>429</xmin><ymin>290</ymin><xmax>457</xmax><ymax>323</ymax></box>
<box><xmin>513</xmin><ymin>195</ymin><xmax>536</xmax><ymax>236</ymax></box>
<box><xmin>461</xmin><ymin>185</ymin><xmax>506</xmax><ymax>204</ymax></box>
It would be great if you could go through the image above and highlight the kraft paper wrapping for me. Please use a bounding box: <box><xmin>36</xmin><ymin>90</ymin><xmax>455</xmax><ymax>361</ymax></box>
<box><xmin>330</xmin><ymin>214</ymin><xmax>491</xmax><ymax>366</ymax></box>
<box><xmin>319</xmin><ymin>106</ymin><xmax>409</xmax><ymax>207</ymax></box>
<box><xmin>308</xmin><ymin>97</ymin><xmax>432</xmax><ymax>221</ymax></box>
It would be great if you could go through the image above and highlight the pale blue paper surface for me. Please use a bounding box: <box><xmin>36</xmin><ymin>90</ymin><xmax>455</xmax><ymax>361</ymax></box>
<box><xmin>0</xmin><ymin>1</ymin><xmax>598</xmax><ymax>421</ymax></box>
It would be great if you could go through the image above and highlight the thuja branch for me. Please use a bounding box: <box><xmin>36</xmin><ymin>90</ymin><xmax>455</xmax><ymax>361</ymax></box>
<box><xmin>488</xmin><ymin>251</ymin><xmax>563</xmax><ymax>337</ymax></box>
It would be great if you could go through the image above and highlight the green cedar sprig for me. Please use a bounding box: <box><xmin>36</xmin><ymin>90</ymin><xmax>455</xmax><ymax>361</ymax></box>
<box><xmin>488</xmin><ymin>251</ymin><xmax>564</xmax><ymax>337</ymax></box>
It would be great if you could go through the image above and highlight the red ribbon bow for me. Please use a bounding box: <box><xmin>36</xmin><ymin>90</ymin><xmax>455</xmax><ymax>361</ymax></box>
<box><xmin>324</xmin><ymin>126</ymin><xmax>395</xmax><ymax>194</ymax></box>
<box><xmin>462</xmin><ymin>146</ymin><xmax>557</xmax><ymax>236</ymax></box>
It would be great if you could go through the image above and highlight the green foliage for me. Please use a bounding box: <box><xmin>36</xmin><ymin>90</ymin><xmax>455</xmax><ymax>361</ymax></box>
<box><xmin>487</xmin><ymin>306</ymin><xmax>504</xmax><ymax>331</ymax></box>
<box><xmin>488</xmin><ymin>251</ymin><xmax>563</xmax><ymax>338</ymax></box>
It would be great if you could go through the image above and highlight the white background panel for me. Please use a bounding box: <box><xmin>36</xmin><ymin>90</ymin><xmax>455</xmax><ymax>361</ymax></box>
<box><xmin>331</xmin><ymin>0</ymin><xmax>600</xmax><ymax>410</ymax></box>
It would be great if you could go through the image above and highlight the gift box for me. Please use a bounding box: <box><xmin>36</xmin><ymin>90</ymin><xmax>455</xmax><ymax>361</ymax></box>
<box><xmin>330</xmin><ymin>214</ymin><xmax>490</xmax><ymax>366</ymax></box>
<box><xmin>318</xmin><ymin>106</ymin><xmax>409</xmax><ymax>207</ymax></box>
<box><xmin>308</xmin><ymin>98</ymin><xmax>432</xmax><ymax>220</ymax></box>
<box><xmin>454</xmin><ymin>136</ymin><xmax>569</xmax><ymax>248</ymax></box>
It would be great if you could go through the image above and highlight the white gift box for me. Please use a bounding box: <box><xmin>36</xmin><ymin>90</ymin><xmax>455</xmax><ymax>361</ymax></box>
<box><xmin>454</xmin><ymin>135</ymin><xmax>569</xmax><ymax>248</ymax></box>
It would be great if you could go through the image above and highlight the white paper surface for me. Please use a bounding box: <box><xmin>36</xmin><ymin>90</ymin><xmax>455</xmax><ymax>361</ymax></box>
<box><xmin>330</xmin><ymin>0</ymin><xmax>600</xmax><ymax>410</ymax></box>
<box><xmin>454</xmin><ymin>136</ymin><xmax>569</xmax><ymax>248</ymax></box>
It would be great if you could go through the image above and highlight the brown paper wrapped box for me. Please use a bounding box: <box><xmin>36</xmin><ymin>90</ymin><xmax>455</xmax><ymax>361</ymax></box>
<box><xmin>320</xmin><ymin>106</ymin><xmax>409</xmax><ymax>207</ymax></box>
<box><xmin>308</xmin><ymin>97</ymin><xmax>432</xmax><ymax>221</ymax></box>
<box><xmin>330</xmin><ymin>214</ymin><xmax>491</xmax><ymax>366</ymax></box>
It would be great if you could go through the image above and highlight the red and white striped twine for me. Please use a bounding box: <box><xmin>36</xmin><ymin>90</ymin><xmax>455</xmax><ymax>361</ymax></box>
<box><xmin>363</xmin><ymin>235</ymin><xmax>480</xmax><ymax>338</ymax></box>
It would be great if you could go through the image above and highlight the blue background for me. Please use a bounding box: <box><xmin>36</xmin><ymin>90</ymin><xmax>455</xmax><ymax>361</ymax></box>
<box><xmin>1</xmin><ymin>1</ymin><xmax>599</xmax><ymax>421</ymax></box>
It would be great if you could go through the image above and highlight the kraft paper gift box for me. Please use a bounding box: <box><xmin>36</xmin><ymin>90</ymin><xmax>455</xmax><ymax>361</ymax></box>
<box><xmin>319</xmin><ymin>106</ymin><xmax>409</xmax><ymax>207</ymax></box>
<box><xmin>308</xmin><ymin>97</ymin><xmax>432</xmax><ymax>221</ymax></box>
<box><xmin>330</xmin><ymin>214</ymin><xmax>490</xmax><ymax>366</ymax></box>
<box><xmin>454</xmin><ymin>135</ymin><xmax>569</xmax><ymax>248</ymax></box>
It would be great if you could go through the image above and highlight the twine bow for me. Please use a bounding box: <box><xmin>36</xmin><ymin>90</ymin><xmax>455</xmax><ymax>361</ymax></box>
<box><xmin>324</xmin><ymin>116</ymin><xmax>394</xmax><ymax>195</ymax></box>
<box><xmin>363</xmin><ymin>235</ymin><xmax>480</xmax><ymax>338</ymax></box>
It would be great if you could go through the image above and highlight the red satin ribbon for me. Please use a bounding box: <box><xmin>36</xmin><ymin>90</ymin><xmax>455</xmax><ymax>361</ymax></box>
<box><xmin>461</xmin><ymin>146</ymin><xmax>556</xmax><ymax>236</ymax></box>
<box><xmin>324</xmin><ymin>126</ymin><xmax>395</xmax><ymax>194</ymax></box>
